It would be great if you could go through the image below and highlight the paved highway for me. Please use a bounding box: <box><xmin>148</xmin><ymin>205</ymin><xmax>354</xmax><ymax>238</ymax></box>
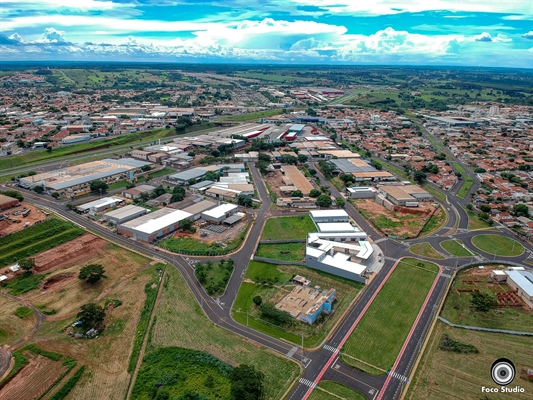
<box><xmin>10</xmin><ymin>158</ymin><xmax>532</xmax><ymax>400</ymax></box>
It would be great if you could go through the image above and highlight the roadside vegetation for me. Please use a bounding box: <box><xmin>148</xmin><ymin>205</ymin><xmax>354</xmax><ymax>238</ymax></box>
<box><xmin>439</xmin><ymin>239</ymin><xmax>477</xmax><ymax>257</ymax></box>
<box><xmin>256</xmin><ymin>242</ymin><xmax>306</xmax><ymax>262</ymax></box>
<box><xmin>195</xmin><ymin>259</ymin><xmax>234</xmax><ymax>296</ymax></box>
<box><xmin>310</xmin><ymin>381</ymin><xmax>367</xmax><ymax>400</ymax></box>
<box><xmin>470</xmin><ymin>234</ymin><xmax>524</xmax><ymax>257</ymax></box>
<box><xmin>261</xmin><ymin>215</ymin><xmax>316</xmax><ymax>240</ymax></box>
<box><xmin>409</xmin><ymin>243</ymin><xmax>446</xmax><ymax>260</ymax></box>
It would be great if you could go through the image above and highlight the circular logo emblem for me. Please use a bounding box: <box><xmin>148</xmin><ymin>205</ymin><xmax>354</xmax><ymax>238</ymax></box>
<box><xmin>491</xmin><ymin>358</ymin><xmax>515</xmax><ymax>386</ymax></box>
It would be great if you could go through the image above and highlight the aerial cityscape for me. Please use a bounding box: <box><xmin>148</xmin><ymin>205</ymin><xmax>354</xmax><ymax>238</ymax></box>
<box><xmin>0</xmin><ymin>1</ymin><xmax>532</xmax><ymax>400</ymax></box>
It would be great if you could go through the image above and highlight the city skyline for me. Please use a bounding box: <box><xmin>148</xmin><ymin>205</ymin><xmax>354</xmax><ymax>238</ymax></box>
<box><xmin>1</xmin><ymin>0</ymin><xmax>532</xmax><ymax>68</ymax></box>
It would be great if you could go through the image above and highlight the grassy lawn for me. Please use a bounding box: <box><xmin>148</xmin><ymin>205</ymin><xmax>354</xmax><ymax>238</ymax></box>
<box><xmin>341</xmin><ymin>258</ymin><xmax>439</xmax><ymax>374</ymax></box>
<box><xmin>256</xmin><ymin>242</ymin><xmax>306</xmax><ymax>262</ymax></box>
<box><xmin>261</xmin><ymin>215</ymin><xmax>316</xmax><ymax>240</ymax></box>
<box><xmin>439</xmin><ymin>239</ymin><xmax>477</xmax><ymax>257</ymax></box>
<box><xmin>149</xmin><ymin>267</ymin><xmax>300</xmax><ymax>400</ymax></box>
<box><xmin>421</xmin><ymin>184</ymin><xmax>447</xmax><ymax>202</ymax></box>
<box><xmin>107</xmin><ymin>180</ymin><xmax>129</xmax><ymax>190</ymax></box>
<box><xmin>465</xmin><ymin>208</ymin><xmax>496</xmax><ymax>230</ymax></box>
<box><xmin>146</xmin><ymin>167</ymin><xmax>176</xmax><ymax>179</ymax></box>
<box><xmin>441</xmin><ymin>266</ymin><xmax>533</xmax><ymax>332</ymax></box>
<box><xmin>0</xmin><ymin>297</ymin><xmax>37</xmax><ymax>346</ymax></box>
<box><xmin>456</xmin><ymin>176</ymin><xmax>474</xmax><ymax>199</ymax></box>
<box><xmin>232</xmin><ymin>261</ymin><xmax>363</xmax><ymax>347</ymax></box>
<box><xmin>195</xmin><ymin>260</ymin><xmax>234</xmax><ymax>297</ymax></box>
<box><xmin>310</xmin><ymin>381</ymin><xmax>367</xmax><ymax>400</ymax></box>
<box><xmin>471</xmin><ymin>234</ymin><xmax>524</xmax><ymax>256</ymax></box>
<box><xmin>420</xmin><ymin>208</ymin><xmax>447</xmax><ymax>235</ymax></box>
<box><xmin>218</xmin><ymin>109</ymin><xmax>284</xmax><ymax>122</ymax></box>
<box><xmin>409</xmin><ymin>243</ymin><xmax>446</xmax><ymax>260</ymax></box>
<box><xmin>0</xmin><ymin>217</ymin><xmax>85</xmax><ymax>268</ymax></box>
<box><xmin>406</xmin><ymin>322</ymin><xmax>533</xmax><ymax>400</ymax></box>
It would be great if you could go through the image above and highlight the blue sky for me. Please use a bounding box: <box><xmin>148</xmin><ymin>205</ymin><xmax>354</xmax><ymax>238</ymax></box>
<box><xmin>1</xmin><ymin>0</ymin><xmax>532</xmax><ymax>67</ymax></box>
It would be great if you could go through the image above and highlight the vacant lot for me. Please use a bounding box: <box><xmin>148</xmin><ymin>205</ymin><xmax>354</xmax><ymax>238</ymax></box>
<box><xmin>0</xmin><ymin>297</ymin><xmax>36</xmax><ymax>346</ymax></box>
<box><xmin>256</xmin><ymin>242</ymin><xmax>306</xmax><ymax>262</ymax></box>
<box><xmin>441</xmin><ymin>265</ymin><xmax>533</xmax><ymax>332</ymax></box>
<box><xmin>407</xmin><ymin>322</ymin><xmax>533</xmax><ymax>400</ymax></box>
<box><xmin>232</xmin><ymin>261</ymin><xmax>363</xmax><ymax>347</ymax></box>
<box><xmin>149</xmin><ymin>267</ymin><xmax>299</xmax><ymax>400</ymax></box>
<box><xmin>0</xmin><ymin>203</ymin><xmax>46</xmax><ymax>236</ymax></box>
<box><xmin>219</xmin><ymin>109</ymin><xmax>284</xmax><ymax>122</ymax></box>
<box><xmin>440</xmin><ymin>239</ymin><xmax>477</xmax><ymax>257</ymax></box>
<box><xmin>465</xmin><ymin>208</ymin><xmax>496</xmax><ymax>231</ymax></box>
<box><xmin>409</xmin><ymin>243</ymin><xmax>445</xmax><ymax>260</ymax></box>
<box><xmin>471</xmin><ymin>234</ymin><xmax>524</xmax><ymax>257</ymax></box>
<box><xmin>341</xmin><ymin>258</ymin><xmax>439</xmax><ymax>374</ymax></box>
<box><xmin>261</xmin><ymin>215</ymin><xmax>316</xmax><ymax>240</ymax></box>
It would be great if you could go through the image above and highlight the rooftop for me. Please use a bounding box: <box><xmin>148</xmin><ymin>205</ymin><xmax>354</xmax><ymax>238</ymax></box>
<box><xmin>120</xmin><ymin>207</ymin><xmax>192</xmax><ymax>234</ymax></box>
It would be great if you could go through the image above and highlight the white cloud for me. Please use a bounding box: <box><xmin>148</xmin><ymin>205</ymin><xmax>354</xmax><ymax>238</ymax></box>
<box><xmin>474</xmin><ymin>32</ymin><xmax>493</xmax><ymax>42</ymax></box>
<box><xmin>493</xmin><ymin>34</ymin><xmax>512</xmax><ymax>43</ymax></box>
<box><xmin>522</xmin><ymin>31</ymin><xmax>533</xmax><ymax>39</ymax></box>
<box><xmin>8</xmin><ymin>33</ymin><xmax>23</xmax><ymax>42</ymax></box>
<box><xmin>0</xmin><ymin>0</ymin><xmax>122</xmax><ymax>11</ymax></box>
<box><xmin>42</xmin><ymin>27</ymin><xmax>66</xmax><ymax>42</ymax></box>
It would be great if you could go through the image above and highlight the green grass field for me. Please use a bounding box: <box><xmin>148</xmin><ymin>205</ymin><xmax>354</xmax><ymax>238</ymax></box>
<box><xmin>465</xmin><ymin>208</ymin><xmax>495</xmax><ymax>230</ymax></box>
<box><xmin>195</xmin><ymin>260</ymin><xmax>233</xmax><ymax>296</ymax></box>
<box><xmin>420</xmin><ymin>208</ymin><xmax>447</xmax><ymax>235</ymax></box>
<box><xmin>471</xmin><ymin>234</ymin><xmax>524</xmax><ymax>256</ymax></box>
<box><xmin>261</xmin><ymin>215</ymin><xmax>316</xmax><ymax>240</ymax></box>
<box><xmin>232</xmin><ymin>261</ymin><xmax>363</xmax><ymax>347</ymax></box>
<box><xmin>409</xmin><ymin>243</ymin><xmax>445</xmax><ymax>260</ymax></box>
<box><xmin>440</xmin><ymin>266</ymin><xmax>532</xmax><ymax>332</ymax></box>
<box><xmin>406</xmin><ymin>322</ymin><xmax>533</xmax><ymax>400</ymax></box>
<box><xmin>0</xmin><ymin>218</ymin><xmax>85</xmax><ymax>267</ymax></box>
<box><xmin>450</xmin><ymin>162</ymin><xmax>474</xmax><ymax>199</ymax></box>
<box><xmin>439</xmin><ymin>239</ymin><xmax>477</xmax><ymax>257</ymax></box>
<box><xmin>256</xmin><ymin>243</ymin><xmax>305</xmax><ymax>262</ymax></box>
<box><xmin>218</xmin><ymin>109</ymin><xmax>284</xmax><ymax>122</ymax></box>
<box><xmin>341</xmin><ymin>258</ymin><xmax>439</xmax><ymax>374</ymax></box>
<box><xmin>149</xmin><ymin>267</ymin><xmax>299</xmax><ymax>400</ymax></box>
<box><xmin>146</xmin><ymin>167</ymin><xmax>176</xmax><ymax>179</ymax></box>
<box><xmin>309</xmin><ymin>381</ymin><xmax>367</xmax><ymax>400</ymax></box>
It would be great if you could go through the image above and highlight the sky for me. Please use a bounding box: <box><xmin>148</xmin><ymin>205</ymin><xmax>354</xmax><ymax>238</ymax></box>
<box><xmin>1</xmin><ymin>0</ymin><xmax>532</xmax><ymax>68</ymax></box>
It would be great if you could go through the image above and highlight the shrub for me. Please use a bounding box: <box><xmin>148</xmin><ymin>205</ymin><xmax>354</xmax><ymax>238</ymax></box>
<box><xmin>438</xmin><ymin>334</ymin><xmax>479</xmax><ymax>353</ymax></box>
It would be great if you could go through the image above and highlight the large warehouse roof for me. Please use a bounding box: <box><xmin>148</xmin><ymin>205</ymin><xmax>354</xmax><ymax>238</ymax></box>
<box><xmin>101</xmin><ymin>158</ymin><xmax>151</xmax><ymax>168</ymax></box>
<box><xmin>330</xmin><ymin>158</ymin><xmax>376</xmax><ymax>173</ymax></box>
<box><xmin>169</xmin><ymin>168</ymin><xmax>206</xmax><ymax>182</ymax></box>
<box><xmin>310</xmin><ymin>209</ymin><xmax>349</xmax><ymax>219</ymax></box>
<box><xmin>104</xmin><ymin>204</ymin><xmax>147</xmax><ymax>220</ymax></box>
<box><xmin>76</xmin><ymin>196</ymin><xmax>123</xmax><ymax>212</ymax></box>
<box><xmin>202</xmin><ymin>203</ymin><xmax>237</xmax><ymax>219</ymax></box>
<box><xmin>120</xmin><ymin>208</ymin><xmax>192</xmax><ymax>234</ymax></box>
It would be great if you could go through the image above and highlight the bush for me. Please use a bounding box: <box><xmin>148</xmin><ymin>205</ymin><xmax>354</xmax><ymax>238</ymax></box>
<box><xmin>438</xmin><ymin>334</ymin><xmax>479</xmax><ymax>353</ymax></box>
<box><xmin>23</xmin><ymin>344</ymin><xmax>62</xmax><ymax>361</ymax></box>
<box><xmin>14</xmin><ymin>306</ymin><xmax>33</xmax><ymax>318</ymax></box>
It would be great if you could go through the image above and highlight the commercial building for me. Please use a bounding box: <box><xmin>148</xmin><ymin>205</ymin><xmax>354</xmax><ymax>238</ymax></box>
<box><xmin>103</xmin><ymin>205</ymin><xmax>148</xmax><ymax>225</ymax></box>
<box><xmin>504</xmin><ymin>268</ymin><xmax>533</xmax><ymax>309</ymax></box>
<box><xmin>181</xmin><ymin>200</ymin><xmax>217</xmax><ymax>220</ymax></box>
<box><xmin>0</xmin><ymin>194</ymin><xmax>19</xmax><ymax>210</ymax></box>
<box><xmin>62</xmin><ymin>134</ymin><xmax>91</xmax><ymax>145</ymax></box>
<box><xmin>201</xmin><ymin>203</ymin><xmax>238</xmax><ymax>223</ymax></box>
<box><xmin>330</xmin><ymin>158</ymin><xmax>395</xmax><ymax>182</ymax></box>
<box><xmin>275</xmin><ymin>284</ymin><xmax>336</xmax><ymax>325</ymax></box>
<box><xmin>117</xmin><ymin>208</ymin><xmax>192</xmax><ymax>243</ymax></box>
<box><xmin>281</xmin><ymin>165</ymin><xmax>315</xmax><ymax>195</ymax></box>
<box><xmin>346</xmin><ymin>187</ymin><xmax>376</xmax><ymax>199</ymax></box>
<box><xmin>76</xmin><ymin>197</ymin><xmax>124</xmax><ymax>213</ymax></box>
<box><xmin>18</xmin><ymin>158</ymin><xmax>151</xmax><ymax>197</ymax></box>
<box><xmin>377</xmin><ymin>185</ymin><xmax>432</xmax><ymax>206</ymax></box>
<box><xmin>309</xmin><ymin>209</ymin><xmax>349</xmax><ymax>223</ymax></box>
<box><xmin>168</xmin><ymin>168</ymin><xmax>208</xmax><ymax>185</ymax></box>
<box><xmin>121</xmin><ymin>184</ymin><xmax>156</xmax><ymax>200</ymax></box>
<box><xmin>189</xmin><ymin>180</ymin><xmax>214</xmax><ymax>194</ymax></box>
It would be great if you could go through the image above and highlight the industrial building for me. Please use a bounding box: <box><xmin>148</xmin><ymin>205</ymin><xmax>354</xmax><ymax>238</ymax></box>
<box><xmin>309</xmin><ymin>209</ymin><xmax>349</xmax><ymax>223</ymax></box>
<box><xmin>377</xmin><ymin>185</ymin><xmax>432</xmax><ymax>206</ymax></box>
<box><xmin>330</xmin><ymin>158</ymin><xmax>395</xmax><ymax>182</ymax></box>
<box><xmin>201</xmin><ymin>203</ymin><xmax>238</xmax><ymax>223</ymax></box>
<box><xmin>275</xmin><ymin>284</ymin><xmax>336</xmax><ymax>325</ymax></box>
<box><xmin>18</xmin><ymin>158</ymin><xmax>152</xmax><ymax>196</ymax></box>
<box><xmin>76</xmin><ymin>197</ymin><xmax>125</xmax><ymax>213</ymax></box>
<box><xmin>62</xmin><ymin>134</ymin><xmax>91</xmax><ymax>145</ymax></box>
<box><xmin>0</xmin><ymin>194</ymin><xmax>19</xmax><ymax>210</ymax></box>
<box><xmin>181</xmin><ymin>200</ymin><xmax>217</xmax><ymax>220</ymax></box>
<box><xmin>346</xmin><ymin>187</ymin><xmax>376</xmax><ymax>199</ymax></box>
<box><xmin>121</xmin><ymin>184</ymin><xmax>156</xmax><ymax>199</ymax></box>
<box><xmin>103</xmin><ymin>205</ymin><xmax>148</xmax><ymax>225</ymax></box>
<box><xmin>168</xmin><ymin>168</ymin><xmax>208</xmax><ymax>185</ymax></box>
<box><xmin>117</xmin><ymin>207</ymin><xmax>192</xmax><ymax>243</ymax></box>
<box><xmin>281</xmin><ymin>165</ymin><xmax>315</xmax><ymax>195</ymax></box>
<box><xmin>503</xmin><ymin>268</ymin><xmax>533</xmax><ymax>309</ymax></box>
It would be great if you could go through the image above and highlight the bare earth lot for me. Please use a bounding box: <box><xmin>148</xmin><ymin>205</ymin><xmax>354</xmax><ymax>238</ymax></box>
<box><xmin>0</xmin><ymin>203</ymin><xmax>46</xmax><ymax>236</ymax></box>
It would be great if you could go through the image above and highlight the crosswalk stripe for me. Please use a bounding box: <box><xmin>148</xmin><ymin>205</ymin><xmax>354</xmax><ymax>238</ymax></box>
<box><xmin>388</xmin><ymin>370</ymin><xmax>409</xmax><ymax>382</ymax></box>
<box><xmin>299</xmin><ymin>378</ymin><xmax>315</xmax><ymax>387</ymax></box>
<box><xmin>322</xmin><ymin>344</ymin><xmax>340</xmax><ymax>353</ymax></box>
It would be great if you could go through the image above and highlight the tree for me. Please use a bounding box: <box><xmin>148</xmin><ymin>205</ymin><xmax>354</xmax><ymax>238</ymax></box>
<box><xmin>46</xmin><ymin>146</ymin><xmax>52</xmax><ymax>153</ymax></box>
<box><xmin>181</xmin><ymin>218</ymin><xmax>193</xmax><ymax>231</ymax></box>
<box><xmin>90</xmin><ymin>180</ymin><xmax>108</xmax><ymax>193</ymax></box>
<box><xmin>290</xmin><ymin>190</ymin><xmax>303</xmax><ymax>198</ymax></box>
<box><xmin>413</xmin><ymin>170</ymin><xmax>427</xmax><ymax>183</ymax></box>
<box><xmin>513</xmin><ymin>203</ymin><xmax>529</xmax><ymax>217</ymax></box>
<box><xmin>479</xmin><ymin>205</ymin><xmax>491</xmax><ymax>213</ymax></box>
<box><xmin>308</xmin><ymin>168</ymin><xmax>317</xmax><ymax>176</ymax></box>
<box><xmin>51</xmin><ymin>192</ymin><xmax>60</xmax><ymax>199</ymax></box>
<box><xmin>252</xmin><ymin>296</ymin><xmax>263</xmax><ymax>306</ymax></box>
<box><xmin>77</xmin><ymin>303</ymin><xmax>106</xmax><ymax>329</ymax></box>
<box><xmin>33</xmin><ymin>185</ymin><xmax>45</xmax><ymax>194</ymax></box>
<box><xmin>318</xmin><ymin>160</ymin><xmax>336</xmax><ymax>179</ymax></box>
<box><xmin>238</xmin><ymin>194</ymin><xmax>252</xmax><ymax>207</ymax></box>
<box><xmin>306</xmin><ymin>107</ymin><xmax>317</xmax><ymax>116</ymax></box>
<box><xmin>78</xmin><ymin>264</ymin><xmax>106</xmax><ymax>284</ymax></box>
<box><xmin>153</xmin><ymin>185</ymin><xmax>166</xmax><ymax>197</ymax></box>
<box><xmin>297</xmin><ymin>154</ymin><xmax>308</xmax><ymax>164</ymax></box>
<box><xmin>309</xmin><ymin>189</ymin><xmax>321</xmax><ymax>198</ymax></box>
<box><xmin>19</xmin><ymin>258</ymin><xmax>35</xmax><ymax>274</ymax></box>
<box><xmin>471</xmin><ymin>291</ymin><xmax>497</xmax><ymax>313</ymax></box>
<box><xmin>210</xmin><ymin>149</ymin><xmax>221</xmax><ymax>158</ymax></box>
<box><xmin>141</xmin><ymin>165</ymin><xmax>151</xmax><ymax>172</ymax></box>
<box><xmin>316</xmin><ymin>194</ymin><xmax>332</xmax><ymax>208</ymax></box>
<box><xmin>371</xmin><ymin>159</ymin><xmax>383</xmax><ymax>170</ymax></box>
<box><xmin>280</xmin><ymin>154</ymin><xmax>298</xmax><ymax>165</ymax></box>
<box><xmin>257</xmin><ymin>153</ymin><xmax>271</xmax><ymax>162</ymax></box>
<box><xmin>0</xmin><ymin>190</ymin><xmax>23</xmax><ymax>202</ymax></box>
<box><xmin>466</xmin><ymin>204</ymin><xmax>474</xmax><ymax>211</ymax></box>
<box><xmin>171</xmin><ymin>186</ymin><xmax>186</xmax><ymax>203</ymax></box>
<box><xmin>231</xmin><ymin>365</ymin><xmax>265</xmax><ymax>400</ymax></box>
<box><xmin>335</xmin><ymin>197</ymin><xmax>345</xmax><ymax>208</ymax></box>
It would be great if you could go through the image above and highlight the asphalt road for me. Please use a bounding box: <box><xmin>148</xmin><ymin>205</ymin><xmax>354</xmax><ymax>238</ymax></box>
<box><xmin>9</xmin><ymin>160</ymin><xmax>533</xmax><ymax>400</ymax></box>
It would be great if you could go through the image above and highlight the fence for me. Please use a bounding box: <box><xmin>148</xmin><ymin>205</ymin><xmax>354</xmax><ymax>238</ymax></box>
<box><xmin>438</xmin><ymin>316</ymin><xmax>533</xmax><ymax>336</ymax></box>
<box><xmin>253</xmin><ymin>256</ymin><xmax>307</xmax><ymax>266</ymax></box>
<box><xmin>258</xmin><ymin>239</ymin><xmax>306</xmax><ymax>244</ymax></box>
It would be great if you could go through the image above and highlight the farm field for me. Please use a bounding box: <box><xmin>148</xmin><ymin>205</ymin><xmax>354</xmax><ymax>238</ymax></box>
<box><xmin>0</xmin><ymin>218</ymin><xmax>84</xmax><ymax>268</ymax></box>
<box><xmin>232</xmin><ymin>261</ymin><xmax>363</xmax><ymax>347</ymax></box>
<box><xmin>256</xmin><ymin>242</ymin><xmax>306</xmax><ymax>262</ymax></box>
<box><xmin>440</xmin><ymin>265</ymin><xmax>533</xmax><ymax>332</ymax></box>
<box><xmin>439</xmin><ymin>239</ymin><xmax>477</xmax><ymax>257</ymax></box>
<box><xmin>409</xmin><ymin>242</ymin><xmax>446</xmax><ymax>260</ymax></box>
<box><xmin>148</xmin><ymin>267</ymin><xmax>300</xmax><ymax>400</ymax></box>
<box><xmin>471</xmin><ymin>234</ymin><xmax>524</xmax><ymax>256</ymax></box>
<box><xmin>406</xmin><ymin>322</ymin><xmax>533</xmax><ymax>400</ymax></box>
<box><xmin>131</xmin><ymin>347</ymin><xmax>232</xmax><ymax>400</ymax></box>
<box><xmin>309</xmin><ymin>381</ymin><xmax>367</xmax><ymax>400</ymax></box>
<box><xmin>261</xmin><ymin>215</ymin><xmax>316</xmax><ymax>240</ymax></box>
<box><xmin>0</xmin><ymin>297</ymin><xmax>36</xmax><ymax>346</ymax></box>
<box><xmin>341</xmin><ymin>258</ymin><xmax>439</xmax><ymax>374</ymax></box>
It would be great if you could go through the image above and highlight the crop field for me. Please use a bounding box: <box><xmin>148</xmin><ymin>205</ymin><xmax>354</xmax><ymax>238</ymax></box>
<box><xmin>441</xmin><ymin>266</ymin><xmax>533</xmax><ymax>332</ymax></box>
<box><xmin>471</xmin><ymin>234</ymin><xmax>524</xmax><ymax>256</ymax></box>
<box><xmin>261</xmin><ymin>215</ymin><xmax>316</xmax><ymax>240</ymax></box>
<box><xmin>0</xmin><ymin>297</ymin><xmax>36</xmax><ymax>346</ymax></box>
<box><xmin>439</xmin><ymin>239</ymin><xmax>477</xmax><ymax>257</ymax></box>
<box><xmin>218</xmin><ymin>109</ymin><xmax>284</xmax><ymax>122</ymax></box>
<box><xmin>256</xmin><ymin>242</ymin><xmax>306</xmax><ymax>262</ymax></box>
<box><xmin>232</xmin><ymin>261</ymin><xmax>363</xmax><ymax>347</ymax></box>
<box><xmin>149</xmin><ymin>267</ymin><xmax>300</xmax><ymax>400</ymax></box>
<box><xmin>309</xmin><ymin>381</ymin><xmax>367</xmax><ymax>400</ymax></box>
<box><xmin>0</xmin><ymin>218</ymin><xmax>84</xmax><ymax>268</ymax></box>
<box><xmin>409</xmin><ymin>243</ymin><xmax>445</xmax><ymax>260</ymax></box>
<box><xmin>406</xmin><ymin>322</ymin><xmax>533</xmax><ymax>400</ymax></box>
<box><xmin>341</xmin><ymin>258</ymin><xmax>439</xmax><ymax>374</ymax></box>
<box><xmin>16</xmin><ymin>241</ymin><xmax>152</xmax><ymax>318</ymax></box>
<box><xmin>132</xmin><ymin>347</ymin><xmax>232</xmax><ymax>400</ymax></box>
